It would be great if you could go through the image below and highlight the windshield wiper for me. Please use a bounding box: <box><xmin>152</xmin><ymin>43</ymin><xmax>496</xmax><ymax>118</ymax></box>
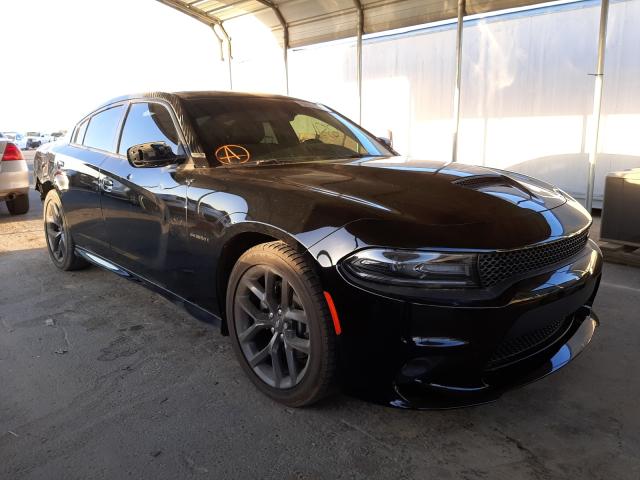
<box><xmin>222</xmin><ymin>158</ymin><xmax>284</xmax><ymax>167</ymax></box>
<box><xmin>250</xmin><ymin>158</ymin><xmax>284</xmax><ymax>166</ymax></box>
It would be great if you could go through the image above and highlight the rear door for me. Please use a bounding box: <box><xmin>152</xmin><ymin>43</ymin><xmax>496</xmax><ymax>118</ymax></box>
<box><xmin>99</xmin><ymin>100</ymin><xmax>189</xmax><ymax>292</ymax></box>
<box><xmin>56</xmin><ymin>106</ymin><xmax>125</xmax><ymax>257</ymax></box>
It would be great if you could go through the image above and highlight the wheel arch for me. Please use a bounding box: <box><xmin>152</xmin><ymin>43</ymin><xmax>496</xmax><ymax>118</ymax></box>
<box><xmin>215</xmin><ymin>221</ymin><xmax>320</xmax><ymax>335</ymax></box>
<box><xmin>36</xmin><ymin>178</ymin><xmax>55</xmax><ymax>200</ymax></box>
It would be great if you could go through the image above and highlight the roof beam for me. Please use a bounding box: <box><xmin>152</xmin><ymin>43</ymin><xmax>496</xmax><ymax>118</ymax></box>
<box><xmin>156</xmin><ymin>0</ymin><xmax>220</xmax><ymax>25</ymax></box>
<box><xmin>201</xmin><ymin>0</ymin><xmax>256</xmax><ymax>16</ymax></box>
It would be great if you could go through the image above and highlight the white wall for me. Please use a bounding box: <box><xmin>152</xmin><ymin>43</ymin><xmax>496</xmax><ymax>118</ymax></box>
<box><xmin>226</xmin><ymin>0</ymin><xmax>640</xmax><ymax>205</ymax></box>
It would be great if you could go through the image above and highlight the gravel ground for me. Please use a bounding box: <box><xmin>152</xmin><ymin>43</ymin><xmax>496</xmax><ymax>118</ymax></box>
<box><xmin>1</xmin><ymin>151</ymin><xmax>639</xmax><ymax>479</ymax></box>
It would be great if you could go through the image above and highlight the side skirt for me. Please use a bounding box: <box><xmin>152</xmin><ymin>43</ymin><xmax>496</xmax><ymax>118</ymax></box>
<box><xmin>75</xmin><ymin>247</ymin><xmax>222</xmax><ymax>327</ymax></box>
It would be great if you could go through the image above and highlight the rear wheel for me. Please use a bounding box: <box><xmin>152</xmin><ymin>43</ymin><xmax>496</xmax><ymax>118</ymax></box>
<box><xmin>227</xmin><ymin>241</ymin><xmax>337</xmax><ymax>407</ymax></box>
<box><xmin>43</xmin><ymin>190</ymin><xmax>88</xmax><ymax>271</ymax></box>
<box><xmin>6</xmin><ymin>194</ymin><xmax>29</xmax><ymax>215</ymax></box>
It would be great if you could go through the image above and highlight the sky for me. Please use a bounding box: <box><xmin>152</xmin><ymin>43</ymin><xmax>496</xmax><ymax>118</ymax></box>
<box><xmin>0</xmin><ymin>0</ymin><xmax>233</xmax><ymax>133</ymax></box>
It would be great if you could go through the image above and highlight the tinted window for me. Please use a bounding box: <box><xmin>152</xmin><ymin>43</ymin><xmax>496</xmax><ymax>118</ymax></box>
<box><xmin>290</xmin><ymin>114</ymin><xmax>360</xmax><ymax>152</ymax></box>
<box><xmin>73</xmin><ymin>120</ymin><xmax>88</xmax><ymax>145</ymax></box>
<box><xmin>83</xmin><ymin>105</ymin><xmax>124</xmax><ymax>152</ymax></box>
<box><xmin>182</xmin><ymin>97</ymin><xmax>391</xmax><ymax>165</ymax></box>
<box><xmin>118</xmin><ymin>102</ymin><xmax>180</xmax><ymax>155</ymax></box>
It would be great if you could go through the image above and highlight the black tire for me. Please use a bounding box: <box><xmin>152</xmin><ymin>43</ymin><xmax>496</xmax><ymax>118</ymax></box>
<box><xmin>227</xmin><ymin>241</ymin><xmax>337</xmax><ymax>407</ymax></box>
<box><xmin>43</xmin><ymin>190</ymin><xmax>88</xmax><ymax>271</ymax></box>
<box><xmin>6</xmin><ymin>194</ymin><xmax>29</xmax><ymax>215</ymax></box>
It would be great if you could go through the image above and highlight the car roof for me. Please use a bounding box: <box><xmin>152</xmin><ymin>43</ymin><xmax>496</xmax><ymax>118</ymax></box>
<box><xmin>98</xmin><ymin>90</ymin><xmax>306</xmax><ymax>110</ymax></box>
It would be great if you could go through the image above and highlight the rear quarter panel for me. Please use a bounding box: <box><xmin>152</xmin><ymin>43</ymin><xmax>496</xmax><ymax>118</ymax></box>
<box><xmin>37</xmin><ymin>143</ymin><xmax>109</xmax><ymax>256</ymax></box>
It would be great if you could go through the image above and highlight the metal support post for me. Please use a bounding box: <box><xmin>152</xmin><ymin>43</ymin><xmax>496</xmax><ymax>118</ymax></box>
<box><xmin>586</xmin><ymin>0</ymin><xmax>609</xmax><ymax>211</ymax></box>
<box><xmin>452</xmin><ymin>0</ymin><xmax>466</xmax><ymax>163</ymax></box>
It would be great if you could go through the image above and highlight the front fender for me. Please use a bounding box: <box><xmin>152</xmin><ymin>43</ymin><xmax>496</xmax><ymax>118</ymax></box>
<box><xmin>194</xmin><ymin>187</ymin><xmax>356</xmax><ymax>253</ymax></box>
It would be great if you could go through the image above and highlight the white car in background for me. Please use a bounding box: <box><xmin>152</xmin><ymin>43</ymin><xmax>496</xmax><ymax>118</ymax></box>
<box><xmin>24</xmin><ymin>132</ymin><xmax>46</xmax><ymax>149</ymax></box>
<box><xmin>0</xmin><ymin>138</ymin><xmax>30</xmax><ymax>214</ymax></box>
<box><xmin>2</xmin><ymin>132</ymin><xmax>28</xmax><ymax>150</ymax></box>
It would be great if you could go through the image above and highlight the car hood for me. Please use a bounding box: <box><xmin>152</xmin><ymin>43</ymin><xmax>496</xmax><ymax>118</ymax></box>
<box><xmin>226</xmin><ymin>156</ymin><xmax>566</xmax><ymax>220</ymax></box>
<box><xmin>288</xmin><ymin>157</ymin><xmax>565</xmax><ymax>216</ymax></box>
<box><xmin>188</xmin><ymin>156</ymin><xmax>587</xmax><ymax>250</ymax></box>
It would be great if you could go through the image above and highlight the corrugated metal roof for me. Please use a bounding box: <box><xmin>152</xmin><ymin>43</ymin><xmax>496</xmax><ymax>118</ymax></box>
<box><xmin>157</xmin><ymin>0</ymin><xmax>553</xmax><ymax>48</ymax></box>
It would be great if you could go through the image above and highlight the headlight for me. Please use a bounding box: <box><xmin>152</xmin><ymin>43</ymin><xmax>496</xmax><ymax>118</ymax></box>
<box><xmin>341</xmin><ymin>249</ymin><xmax>479</xmax><ymax>289</ymax></box>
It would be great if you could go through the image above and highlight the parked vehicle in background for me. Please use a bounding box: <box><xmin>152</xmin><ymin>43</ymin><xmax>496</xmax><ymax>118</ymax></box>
<box><xmin>0</xmin><ymin>139</ymin><xmax>30</xmax><ymax>214</ymax></box>
<box><xmin>2</xmin><ymin>132</ymin><xmax>28</xmax><ymax>150</ymax></box>
<box><xmin>25</xmin><ymin>132</ymin><xmax>45</xmax><ymax>149</ymax></box>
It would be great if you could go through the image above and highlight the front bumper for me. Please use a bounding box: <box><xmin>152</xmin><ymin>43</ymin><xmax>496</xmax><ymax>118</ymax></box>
<box><xmin>323</xmin><ymin>240</ymin><xmax>602</xmax><ymax>409</ymax></box>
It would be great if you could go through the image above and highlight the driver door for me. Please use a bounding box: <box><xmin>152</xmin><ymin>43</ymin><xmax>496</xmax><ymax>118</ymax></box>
<box><xmin>99</xmin><ymin>101</ymin><xmax>190</xmax><ymax>292</ymax></box>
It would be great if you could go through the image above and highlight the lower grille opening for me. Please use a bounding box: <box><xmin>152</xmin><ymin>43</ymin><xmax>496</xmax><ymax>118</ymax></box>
<box><xmin>486</xmin><ymin>315</ymin><xmax>573</xmax><ymax>370</ymax></box>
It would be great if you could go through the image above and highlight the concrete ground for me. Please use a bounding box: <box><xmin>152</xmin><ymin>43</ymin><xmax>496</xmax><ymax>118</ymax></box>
<box><xmin>1</xmin><ymin>152</ymin><xmax>639</xmax><ymax>479</ymax></box>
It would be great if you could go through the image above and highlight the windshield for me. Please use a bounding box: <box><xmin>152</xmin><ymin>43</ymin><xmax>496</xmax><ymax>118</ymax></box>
<box><xmin>182</xmin><ymin>97</ymin><xmax>392</xmax><ymax>165</ymax></box>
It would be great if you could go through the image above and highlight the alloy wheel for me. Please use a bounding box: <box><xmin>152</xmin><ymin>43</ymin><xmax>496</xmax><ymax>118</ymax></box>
<box><xmin>234</xmin><ymin>265</ymin><xmax>311</xmax><ymax>389</ymax></box>
<box><xmin>45</xmin><ymin>201</ymin><xmax>65</xmax><ymax>262</ymax></box>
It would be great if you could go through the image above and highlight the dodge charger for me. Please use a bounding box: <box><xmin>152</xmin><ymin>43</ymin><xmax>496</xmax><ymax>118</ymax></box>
<box><xmin>33</xmin><ymin>91</ymin><xmax>602</xmax><ymax>408</ymax></box>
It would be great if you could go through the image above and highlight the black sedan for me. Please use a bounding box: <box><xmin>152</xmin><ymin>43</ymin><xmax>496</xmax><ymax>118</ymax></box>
<box><xmin>33</xmin><ymin>91</ymin><xmax>602</xmax><ymax>409</ymax></box>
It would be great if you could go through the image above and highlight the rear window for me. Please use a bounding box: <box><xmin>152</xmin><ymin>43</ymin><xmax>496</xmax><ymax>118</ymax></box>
<box><xmin>83</xmin><ymin>106</ymin><xmax>125</xmax><ymax>152</ymax></box>
<box><xmin>73</xmin><ymin>120</ymin><xmax>88</xmax><ymax>145</ymax></box>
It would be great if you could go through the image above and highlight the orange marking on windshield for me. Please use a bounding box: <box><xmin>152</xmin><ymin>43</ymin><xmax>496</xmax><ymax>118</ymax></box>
<box><xmin>215</xmin><ymin>144</ymin><xmax>251</xmax><ymax>164</ymax></box>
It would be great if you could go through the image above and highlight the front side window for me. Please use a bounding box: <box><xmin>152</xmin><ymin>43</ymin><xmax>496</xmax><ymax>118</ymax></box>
<box><xmin>182</xmin><ymin>97</ymin><xmax>392</xmax><ymax>165</ymax></box>
<box><xmin>83</xmin><ymin>105</ymin><xmax>125</xmax><ymax>152</ymax></box>
<box><xmin>118</xmin><ymin>102</ymin><xmax>180</xmax><ymax>155</ymax></box>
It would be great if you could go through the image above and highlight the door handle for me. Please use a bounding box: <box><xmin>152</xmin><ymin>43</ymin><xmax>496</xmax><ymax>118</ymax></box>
<box><xmin>101</xmin><ymin>178</ymin><xmax>113</xmax><ymax>193</ymax></box>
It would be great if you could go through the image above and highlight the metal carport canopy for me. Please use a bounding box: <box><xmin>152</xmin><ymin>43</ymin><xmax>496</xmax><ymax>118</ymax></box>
<box><xmin>157</xmin><ymin>0</ymin><xmax>610</xmax><ymax>212</ymax></box>
<box><xmin>157</xmin><ymin>0</ymin><xmax>556</xmax><ymax>48</ymax></box>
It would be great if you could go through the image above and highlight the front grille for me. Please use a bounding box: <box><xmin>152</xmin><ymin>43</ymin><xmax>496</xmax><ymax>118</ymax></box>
<box><xmin>486</xmin><ymin>316</ymin><xmax>571</xmax><ymax>369</ymax></box>
<box><xmin>478</xmin><ymin>229</ymin><xmax>589</xmax><ymax>287</ymax></box>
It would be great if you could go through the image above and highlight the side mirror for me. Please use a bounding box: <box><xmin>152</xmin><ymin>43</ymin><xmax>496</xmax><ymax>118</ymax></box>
<box><xmin>126</xmin><ymin>142</ymin><xmax>185</xmax><ymax>168</ymax></box>
<box><xmin>377</xmin><ymin>136</ymin><xmax>393</xmax><ymax>149</ymax></box>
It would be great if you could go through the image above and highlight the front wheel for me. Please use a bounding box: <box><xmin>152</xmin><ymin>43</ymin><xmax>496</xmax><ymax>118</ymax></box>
<box><xmin>227</xmin><ymin>241</ymin><xmax>337</xmax><ymax>407</ymax></box>
<box><xmin>43</xmin><ymin>190</ymin><xmax>88</xmax><ymax>271</ymax></box>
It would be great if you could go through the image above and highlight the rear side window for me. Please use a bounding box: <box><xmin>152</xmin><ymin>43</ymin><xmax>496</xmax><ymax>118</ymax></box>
<box><xmin>118</xmin><ymin>102</ymin><xmax>180</xmax><ymax>155</ymax></box>
<box><xmin>83</xmin><ymin>105</ymin><xmax>125</xmax><ymax>152</ymax></box>
<box><xmin>73</xmin><ymin>120</ymin><xmax>88</xmax><ymax>145</ymax></box>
